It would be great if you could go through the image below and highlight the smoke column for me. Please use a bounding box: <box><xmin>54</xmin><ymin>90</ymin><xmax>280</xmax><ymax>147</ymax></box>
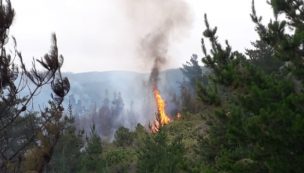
<box><xmin>119</xmin><ymin>0</ymin><xmax>192</xmax><ymax>124</ymax></box>
<box><xmin>121</xmin><ymin>0</ymin><xmax>192</xmax><ymax>85</ymax></box>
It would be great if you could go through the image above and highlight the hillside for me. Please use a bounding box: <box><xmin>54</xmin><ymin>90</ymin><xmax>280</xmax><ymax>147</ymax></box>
<box><xmin>2</xmin><ymin>0</ymin><xmax>304</xmax><ymax>172</ymax></box>
<box><xmin>24</xmin><ymin>69</ymin><xmax>184</xmax><ymax>112</ymax></box>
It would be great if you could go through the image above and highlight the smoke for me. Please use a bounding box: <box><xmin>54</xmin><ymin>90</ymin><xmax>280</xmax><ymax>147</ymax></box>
<box><xmin>121</xmin><ymin>0</ymin><xmax>193</xmax><ymax>87</ymax></box>
<box><xmin>69</xmin><ymin>1</ymin><xmax>193</xmax><ymax>139</ymax></box>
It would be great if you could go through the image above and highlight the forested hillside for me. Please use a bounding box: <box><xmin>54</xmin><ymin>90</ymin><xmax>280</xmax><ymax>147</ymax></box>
<box><xmin>1</xmin><ymin>0</ymin><xmax>304</xmax><ymax>172</ymax></box>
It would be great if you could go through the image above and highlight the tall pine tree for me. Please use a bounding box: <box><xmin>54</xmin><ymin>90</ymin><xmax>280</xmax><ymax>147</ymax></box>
<box><xmin>197</xmin><ymin>0</ymin><xmax>304</xmax><ymax>172</ymax></box>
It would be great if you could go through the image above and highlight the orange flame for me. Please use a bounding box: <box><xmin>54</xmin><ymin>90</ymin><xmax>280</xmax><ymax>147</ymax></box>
<box><xmin>153</xmin><ymin>88</ymin><xmax>170</xmax><ymax>125</ymax></box>
<box><xmin>149</xmin><ymin>87</ymin><xmax>171</xmax><ymax>133</ymax></box>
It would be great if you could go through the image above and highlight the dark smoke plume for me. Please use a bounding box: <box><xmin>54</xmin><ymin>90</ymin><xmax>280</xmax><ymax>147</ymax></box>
<box><xmin>122</xmin><ymin>0</ymin><xmax>192</xmax><ymax>87</ymax></box>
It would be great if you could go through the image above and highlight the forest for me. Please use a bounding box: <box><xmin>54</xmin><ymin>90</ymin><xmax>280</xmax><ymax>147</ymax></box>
<box><xmin>1</xmin><ymin>0</ymin><xmax>304</xmax><ymax>172</ymax></box>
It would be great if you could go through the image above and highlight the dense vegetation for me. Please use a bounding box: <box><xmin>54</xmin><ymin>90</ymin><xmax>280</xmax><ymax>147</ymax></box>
<box><xmin>1</xmin><ymin>0</ymin><xmax>304</xmax><ymax>172</ymax></box>
<box><xmin>0</xmin><ymin>1</ymin><xmax>70</xmax><ymax>172</ymax></box>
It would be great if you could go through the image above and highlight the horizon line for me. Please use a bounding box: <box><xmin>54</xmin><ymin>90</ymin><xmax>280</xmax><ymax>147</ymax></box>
<box><xmin>61</xmin><ymin>68</ymin><xmax>182</xmax><ymax>74</ymax></box>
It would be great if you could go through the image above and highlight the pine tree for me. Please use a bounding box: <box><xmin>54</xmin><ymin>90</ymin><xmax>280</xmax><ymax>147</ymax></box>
<box><xmin>137</xmin><ymin>131</ymin><xmax>185</xmax><ymax>173</ymax></box>
<box><xmin>246</xmin><ymin>40</ymin><xmax>283</xmax><ymax>74</ymax></box>
<box><xmin>180</xmin><ymin>54</ymin><xmax>207</xmax><ymax>113</ymax></box>
<box><xmin>79</xmin><ymin>125</ymin><xmax>105</xmax><ymax>173</ymax></box>
<box><xmin>197</xmin><ymin>0</ymin><xmax>304</xmax><ymax>172</ymax></box>
<box><xmin>0</xmin><ymin>1</ymin><xmax>70</xmax><ymax>172</ymax></box>
<box><xmin>98</xmin><ymin>90</ymin><xmax>112</xmax><ymax>138</ymax></box>
<box><xmin>114</xmin><ymin>127</ymin><xmax>134</xmax><ymax>148</ymax></box>
<box><xmin>196</xmin><ymin>0</ymin><xmax>304</xmax><ymax>172</ymax></box>
<box><xmin>46</xmin><ymin>116</ymin><xmax>84</xmax><ymax>173</ymax></box>
<box><xmin>180</xmin><ymin>54</ymin><xmax>204</xmax><ymax>87</ymax></box>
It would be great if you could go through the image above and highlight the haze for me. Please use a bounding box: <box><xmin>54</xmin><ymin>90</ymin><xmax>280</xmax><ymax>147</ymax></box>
<box><xmin>9</xmin><ymin>0</ymin><xmax>273</xmax><ymax>72</ymax></box>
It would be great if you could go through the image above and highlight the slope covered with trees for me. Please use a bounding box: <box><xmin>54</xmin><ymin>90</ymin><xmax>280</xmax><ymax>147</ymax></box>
<box><xmin>47</xmin><ymin>1</ymin><xmax>304</xmax><ymax>172</ymax></box>
<box><xmin>2</xmin><ymin>0</ymin><xmax>304</xmax><ymax>172</ymax></box>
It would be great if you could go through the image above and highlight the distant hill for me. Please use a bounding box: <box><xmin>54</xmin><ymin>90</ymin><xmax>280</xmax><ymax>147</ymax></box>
<box><xmin>25</xmin><ymin>68</ymin><xmax>185</xmax><ymax>115</ymax></box>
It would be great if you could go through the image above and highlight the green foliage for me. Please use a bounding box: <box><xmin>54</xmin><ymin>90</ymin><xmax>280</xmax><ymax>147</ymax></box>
<box><xmin>246</xmin><ymin>40</ymin><xmax>283</xmax><ymax>74</ymax></box>
<box><xmin>201</xmin><ymin>14</ymin><xmax>247</xmax><ymax>87</ymax></box>
<box><xmin>0</xmin><ymin>1</ymin><xmax>70</xmax><ymax>172</ymax></box>
<box><xmin>114</xmin><ymin>127</ymin><xmax>134</xmax><ymax>148</ymax></box>
<box><xmin>3</xmin><ymin>0</ymin><xmax>303</xmax><ymax>172</ymax></box>
<box><xmin>197</xmin><ymin>80</ymin><xmax>220</xmax><ymax>106</ymax></box>
<box><xmin>103</xmin><ymin>124</ymin><xmax>147</xmax><ymax>173</ymax></box>
<box><xmin>78</xmin><ymin>125</ymin><xmax>106</xmax><ymax>173</ymax></box>
<box><xmin>104</xmin><ymin>148</ymin><xmax>137</xmax><ymax>173</ymax></box>
<box><xmin>251</xmin><ymin>0</ymin><xmax>304</xmax><ymax>81</ymax></box>
<box><xmin>180</xmin><ymin>54</ymin><xmax>206</xmax><ymax>113</ymax></box>
<box><xmin>46</xmin><ymin>117</ymin><xmax>84</xmax><ymax>173</ymax></box>
<box><xmin>132</xmin><ymin>124</ymin><xmax>148</xmax><ymax>148</ymax></box>
<box><xmin>137</xmin><ymin>131</ymin><xmax>185</xmax><ymax>173</ymax></box>
<box><xmin>197</xmin><ymin>1</ymin><xmax>304</xmax><ymax>172</ymax></box>
<box><xmin>180</xmin><ymin>54</ymin><xmax>204</xmax><ymax>87</ymax></box>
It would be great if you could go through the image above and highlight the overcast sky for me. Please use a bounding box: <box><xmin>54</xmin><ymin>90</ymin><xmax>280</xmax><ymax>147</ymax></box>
<box><xmin>9</xmin><ymin>0</ymin><xmax>273</xmax><ymax>73</ymax></box>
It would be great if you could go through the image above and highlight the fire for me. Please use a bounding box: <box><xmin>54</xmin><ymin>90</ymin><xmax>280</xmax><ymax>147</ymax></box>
<box><xmin>153</xmin><ymin>88</ymin><xmax>171</xmax><ymax>125</ymax></box>
<box><xmin>150</xmin><ymin>87</ymin><xmax>171</xmax><ymax>133</ymax></box>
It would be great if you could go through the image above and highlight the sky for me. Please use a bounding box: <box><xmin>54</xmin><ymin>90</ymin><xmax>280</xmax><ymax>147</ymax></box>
<box><xmin>9</xmin><ymin>0</ymin><xmax>273</xmax><ymax>73</ymax></box>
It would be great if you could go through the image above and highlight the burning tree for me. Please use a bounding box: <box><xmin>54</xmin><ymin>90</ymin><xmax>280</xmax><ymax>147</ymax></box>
<box><xmin>149</xmin><ymin>87</ymin><xmax>171</xmax><ymax>133</ymax></box>
<box><xmin>147</xmin><ymin>58</ymin><xmax>172</xmax><ymax>133</ymax></box>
